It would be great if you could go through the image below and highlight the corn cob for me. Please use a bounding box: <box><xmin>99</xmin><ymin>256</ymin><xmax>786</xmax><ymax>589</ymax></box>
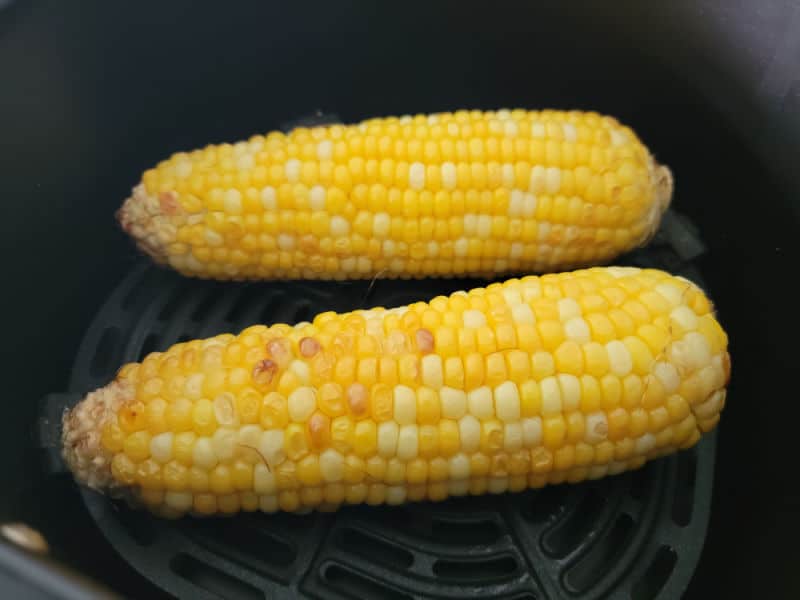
<box><xmin>62</xmin><ymin>267</ymin><xmax>728</xmax><ymax>518</ymax></box>
<box><xmin>119</xmin><ymin>109</ymin><xmax>673</xmax><ymax>280</ymax></box>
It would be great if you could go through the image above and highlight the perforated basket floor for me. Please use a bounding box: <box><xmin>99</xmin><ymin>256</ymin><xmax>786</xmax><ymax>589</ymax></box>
<box><xmin>42</xmin><ymin>210</ymin><xmax>715</xmax><ymax>600</ymax></box>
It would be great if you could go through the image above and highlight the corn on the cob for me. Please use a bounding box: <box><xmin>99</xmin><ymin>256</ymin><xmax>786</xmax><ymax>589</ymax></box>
<box><xmin>119</xmin><ymin>109</ymin><xmax>673</xmax><ymax>280</ymax></box>
<box><xmin>62</xmin><ymin>267</ymin><xmax>728</xmax><ymax>518</ymax></box>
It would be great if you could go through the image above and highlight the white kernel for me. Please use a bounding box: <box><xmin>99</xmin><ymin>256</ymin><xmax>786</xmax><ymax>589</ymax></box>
<box><xmin>459</xmin><ymin>415</ymin><xmax>480</xmax><ymax>452</ymax></box>
<box><xmin>382</xmin><ymin>240</ymin><xmax>396</xmax><ymax>257</ymax></box>
<box><xmin>442</xmin><ymin>162</ymin><xmax>457</xmax><ymax>189</ymax></box>
<box><xmin>477</xmin><ymin>215</ymin><xmax>492</xmax><ymax>238</ymax></box>
<box><xmin>163</xmin><ymin>491</ymin><xmax>192</xmax><ymax>512</ymax></box>
<box><xmin>494</xmin><ymin>381</ymin><xmax>521</xmax><ymax>422</ymax></box>
<box><xmin>386</xmin><ymin>486</ymin><xmax>407</xmax><ymax>505</ymax></box>
<box><xmin>393</xmin><ymin>385</ymin><xmax>417</xmax><ymax>424</ymax></box>
<box><xmin>448</xmin><ymin>480</ymin><xmax>469</xmax><ymax>496</ymax></box>
<box><xmin>488</xmin><ymin>477</ymin><xmax>509</xmax><ymax>494</ymax></box>
<box><xmin>504</xmin><ymin>423</ymin><xmax>523</xmax><ymax>452</ymax></box>
<box><xmin>320</xmin><ymin>449</ymin><xmax>344</xmax><ymax>482</ymax></box>
<box><xmin>670</xmin><ymin>306</ymin><xmax>699</xmax><ymax>331</ymax></box>
<box><xmin>237</xmin><ymin>425</ymin><xmax>263</xmax><ymax>463</ymax></box>
<box><xmin>531</xmin><ymin>122</ymin><xmax>545</xmax><ymax>137</ymax></box>
<box><xmin>377</xmin><ymin>421</ymin><xmax>399</xmax><ymax>458</ymax></box>
<box><xmin>289</xmin><ymin>359</ymin><xmax>311</xmax><ymax>384</ymax></box>
<box><xmin>204</xmin><ymin>229</ymin><xmax>224</xmax><ymax>246</ymax></box>
<box><xmin>421</xmin><ymin>355</ymin><xmax>444</xmax><ymax>389</ymax></box>
<box><xmin>656</xmin><ymin>282</ymin><xmax>686</xmax><ymax>306</ymax></box>
<box><xmin>175</xmin><ymin>161</ymin><xmax>193</xmax><ymax>178</ymax></box>
<box><xmin>427</xmin><ymin>241</ymin><xmax>439</xmax><ymax>256</ymax></box>
<box><xmin>562</xmin><ymin>123</ymin><xmax>578</xmax><ymax>142</ymax></box>
<box><xmin>330</xmin><ymin>216</ymin><xmax>350</xmax><ymax>237</ymax></box>
<box><xmin>538</xmin><ymin>222</ymin><xmax>551</xmax><ymax>241</ymax></box>
<box><xmin>501</xmin><ymin>164</ymin><xmax>515</xmax><ymax>187</ymax></box>
<box><xmin>463</xmin><ymin>309</ymin><xmax>487</xmax><ymax>328</ymax></box>
<box><xmin>184</xmin><ymin>374</ymin><xmax>204</xmax><ymax>399</ymax></box>
<box><xmin>610</xmin><ymin>129</ymin><xmax>627</xmax><ymax>146</ymax></box>
<box><xmin>211</xmin><ymin>428</ymin><xmax>237</xmax><ymax>461</ymax></box>
<box><xmin>523</xmin><ymin>193</ymin><xmax>537</xmax><ymax>217</ymax></box>
<box><xmin>150</xmin><ymin>432</ymin><xmax>173</xmax><ymax>463</ymax></box>
<box><xmin>356</xmin><ymin>256</ymin><xmax>371</xmax><ymax>273</ymax></box>
<box><xmin>316</xmin><ymin>140</ymin><xmax>333</xmax><ymax>160</ymax></box>
<box><xmin>372</xmin><ymin>212</ymin><xmax>391</xmax><ymax>237</ymax></box>
<box><xmin>545</xmin><ymin>167</ymin><xmax>562</xmax><ymax>194</ymax></box>
<box><xmin>254</xmin><ymin>463</ymin><xmax>277</xmax><ymax>494</ymax></box>
<box><xmin>454</xmin><ymin>238</ymin><xmax>469</xmax><ymax>257</ymax></box>
<box><xmin>440</xmin><ymin>387</ymin><xmax>467</xmax><ymax>419</ymax></box>
<box><xmin>558</xmin><ymin>374</ymin><xmax>581</xmax><ymax>411</ymax></box>
<box><xmin>236</xmin><ymin>154</ymin><xmax>255</xmax><ymax>170</ymax></box>
<box><xmin>449</xmin><ymin>453</ymin><xmax>470</xmax><ymax>479</ymax></box>
<box><xmin>309</xmin><ymin>185</ymin><xmax>326</xmax><ymax>210</ymax></box>
<box><xmin>447</xmin><ymin>122</ymin><xmax>460</xmax><ymax>136</ymax></box>
<box><xmin>463</xmin><ymin>214</ymin><xmax>478</xmax><ymax>236</ymax></box>
<box><xmin>409</xmin><ymin>162</ymin><xmax>426</xmax><ymax>190</ymax></box>
<box><xmin>521</xmin><ymin>417</ymin><xmax>543</xmax><ymax>447</ymax></box>
<box><xmin>635</xmin><ymin>433</ymin><xmax>657</xmax><ymax>454</ymax></box>
<box><xmin>396</xmin><ymin>425</ymin><xmax>419</xmax><ymax>460</ymax></box>
<box><xmin>585</xmin><ymin>412</ymin><xmax>608</xmax><ymax>443</ymax></box>
<box><xmin>340</xmin><ymin>257</ymin><xmax>357</xmax><ymax>273</ymax></box>
<box><xmin>695</xmin><ymin>390</ymin><xmax>725</xmax><ymax>420</ymax></box>
<box><xmin>564</xmin><ymin>317</ymin><xmax>590</xmax><ymax>343</ymax></box>
<box><xmin>288</xmin><ymin>387</ymin><xmax>316</xmax><ymax>422</ymax></box>
<box><xmin>502</xmin><ymin>288</ymin><xmax>522</xmax><ymax>305</ymax></box>
<box><xmin>529</xmin><ymin>165</ymin><xmax>546</xmax><ymax>193</ymax></box>
<box><xmin>258</xmin><ymin>430</ymin><xmax>285</xmax><ymax>467</ymax></box>
<box><xmin>670</xmin><ymin>332</ymin><xmax>711</xmax><ymax>371</ymax></box>
<box><xmin>540</xmin><ymin>377</ymin><xmax>561</xmax><ymax>415</ymax></box>
<box><xmin>606</xmin><ymin>340</ymin><xmax>633</xmax><ymax>376</ymax></box>
<box><xmin>192</xmin><ymin>437</ymin><xmax>217</xmax><ymax>469</ymax></box>
<box><xmin>284</xmin><ymin>159</ymin><xmax>301</xmax><ymax>182</ymax></box>
<box><xmin>509</xmin><ymin>190</ymin><xmax>524</xmax><ymax>217</ymax></box>
<box><xmin>606</xmin><ymin>266</ymin><xmax>640</xmax><ymax>278</ymax></box>
<box><xmin>557</xmin><ymin>298</ymin><xmax>582</xmax><ymax>321</ymax></box>
<box><xmin>259</xmin><ymin>494</ymin><xmax>279</xmax><ymax>513</ymax></box>
<box><xmin>468</xmin><ymin>387</ymin><xmax>494</xmax><ymax>420</ymax></box>
<box><xmin>223</xmin><ymin>189</ymin><xmax>243</xmax><ymax>214</ymax></box>
<box><xmin>213</xmin><ymin>393</ymin><xmax>237</xmax><ymax>426</ymax></box>
<box><xmin>261</xmin><ymin>186</ymin><xmax>277</xmax><ymax>210</ymax></box>
<box><xmin>654</xmin><ymin>362</ymin><xmax>680</xmax><ymax>393</ymax></box>
<box><xmin>504</xmin><ymin>121</ymin><xmax>519</xmax><ymax>137</ymax></box>
<box><xmin>277</xmin><ymin>234</ymin><xmax>295</xmax><ymax>251</ymax></box>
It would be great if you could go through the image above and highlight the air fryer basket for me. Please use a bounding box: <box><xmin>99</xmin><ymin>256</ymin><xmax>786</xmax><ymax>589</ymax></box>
<box><xmin>39</xmin><ymin>211</ymin><xmax>714</xmax><ymax>600</ymax></box>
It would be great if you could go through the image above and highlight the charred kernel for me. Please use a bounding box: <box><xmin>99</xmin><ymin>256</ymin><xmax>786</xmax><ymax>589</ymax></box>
<box><xmin>253</xmin><ymin>359</ymin><xmax>278</xmax><ymax>386</ymax></box>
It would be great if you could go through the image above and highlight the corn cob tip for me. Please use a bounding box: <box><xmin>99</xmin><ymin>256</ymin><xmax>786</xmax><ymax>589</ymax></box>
<box><xmin>61</xmin><ymin>381</ymin><xmax>132</xmax><ymax>495</ymax></box>
<box><xmin>116</xmin><ymin>184</ymin><xmax>172</xmax><ymax>266</ymax></box>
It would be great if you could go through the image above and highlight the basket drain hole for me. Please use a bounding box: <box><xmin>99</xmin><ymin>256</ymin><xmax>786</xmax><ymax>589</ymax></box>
<box><xmin>170</xmin><ymin>553</ymin><xmax>262</xmax><ymax>600</ymax></box>
<box><xmin>542</xmin><ymin>488</ymin><xmax>605</xmax><ymax>558</ymax></box>
<box><xmin>564</xmin><ymin>513</ymin><xmax>635</xmax><ymax>593</ymax></box>
<box><xmin>671</xmin><ymin>451</ymin><xmax>696</xmax><ymax>526</ymax></box>
<box><xmin>632</xmin><ymin>546</ymin><xmax>677</xmax><ymax>600</ymax></box>
<box><xmin>432</xmin><ymin>555</ymin><xmax>518</xmax><ymax>581</ymax></box>
<box><xmin>336</xmin><ymin>528</ymin><xmax>413</xmax><ymax>570</ymax></box>
<box><xmin>323</xmin><ymin>564</ymin><xmax>411</xmax><ymax>600</ymax></box>
<box><xmin>187</xmin><ymin>520</ymin><xmax>296</xmax><ymax>567</ymax></box>
<box><xmin>90</xmin><ymin>327</ymin><xmax>121</xmax><ymax>379</ymax></box>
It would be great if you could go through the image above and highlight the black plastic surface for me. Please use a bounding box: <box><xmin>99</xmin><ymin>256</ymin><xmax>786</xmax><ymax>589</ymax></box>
<box><xmin>44</xmin><ymin>211</ymin><xmax>717</xmax><ymax>600</ymax></box>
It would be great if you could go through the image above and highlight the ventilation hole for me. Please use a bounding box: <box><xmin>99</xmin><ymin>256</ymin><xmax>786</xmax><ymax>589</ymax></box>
<box><xmin>336</xmin><ymin>528</ymin><xmax>413</xmax><ymax>570</ymax></box>
<box><xmin>521</xmin><ymin>485</ymin><xmax>570</xmax><ymax>523</ymax></box>
<box><xmin>563</xmin><ymin>513</ymin><xmax>635</xmax><ymax>593</ymax></box>
<box><xmin>90</xmin><ymin>327</ymin><xmax>121</xmax><ymax>378</ymax></box>
<box><xmin>632</xmin><ymin>546</ymin><xmax>678</xmax><ymax>600</ymax></box>
<box><xmin>191</xmin><ymin>290</ymin><xmax>220</xmax><ymax>322</ymax></box>
<box><xmin>170</xmin><ymin>553</ymin><xmax>262</xmax><ymax>600</ymax></box>
<box><xmin>139</xmin><ymin>333</ymin><xmax>162</xmax><ymax>360</ymax></box>
<box><xmin>430</xmin><ymin>518</ymin><xmax>502</xmax><ymax>545</ymax></box>
<box><xmin>432</xmin><ymin>555</ymin><xmax>518</xmax><ymax>581</ymax></box>
<box><xmin>292</xmin><ymin>301</ymin><xmax>312</xmax><ymax>324</ymax></box>
<box><xmin>323</xmin><ymin>564</ymin><xmax>411</xmax><ymax>600</ymax></box>
<box><xmin>116</xmin><ymin>507</ymin><xmax>157</xmax><ymax>547</ymax></box>
<box><xmin>226</xmin><ymin>288</ymin><xmax>259</xmax><ymax>323</ymax></box>
<box><xmin>187</xmin><ymin>518</ymin><xmax>296</xmax><ymax>569</ymax></box>
<box><xmin>542</xmin><ymin>487</ymin><xmax>606</xmax><ymax>558</ymax></box>
<box><xmin>629</xmin><ymin>466</ymin><xmax>652</xmax><ymax>501</ymax></box>
<box><xmin>672</xmin><ymin>451</ymin><xmax>696</xmax><ymax>526</ymax></box>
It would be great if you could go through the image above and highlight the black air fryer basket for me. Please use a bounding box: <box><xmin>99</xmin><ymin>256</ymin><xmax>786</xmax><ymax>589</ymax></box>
<box><xmin>2</xmin><ymin>2</ymin><xmax>799</xmax><ymax>599</ymax></box>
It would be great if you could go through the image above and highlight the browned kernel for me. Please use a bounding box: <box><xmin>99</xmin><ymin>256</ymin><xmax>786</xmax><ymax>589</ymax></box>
<box><xmin>299</xmin><ymin>337</ymin><xmax>321</xmax><ymax>358</ymax></box>
<box><xmin>252</xmin><ymin>359</ymin><xmax>278</xmax><ymax>386</ymax></box>
<box><xmin>158</xmin><ymin>191</ymin><xmax>180</xmax><ymax>215</ymax></box>
<box><xmin>415</xmin><ymin>328</ymin><xmax>435</xmax><ymax>354</ymax></box>
<box><xmin>347</xmin><ymin>383</ymin><xmax>368</xmax><ymax>416</ymax></box>
<box><xmin>308</xmin><ymin>412</ymin><xmax>331</xmax><ymax>447</ymax></box>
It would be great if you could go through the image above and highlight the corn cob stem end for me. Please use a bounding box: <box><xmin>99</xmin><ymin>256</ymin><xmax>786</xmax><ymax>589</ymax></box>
<box><xmin>61</xmin><ymin>382</ymin><xmax>131</xmax><ymax>495</ymax></box>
